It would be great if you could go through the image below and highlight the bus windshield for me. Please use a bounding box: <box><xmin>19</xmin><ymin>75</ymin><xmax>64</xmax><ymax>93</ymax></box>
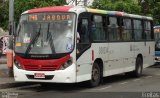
<box><xmin>15</xmin><ymin>12</ymin><xmax>75</xmax><ymax>54</ymax></box>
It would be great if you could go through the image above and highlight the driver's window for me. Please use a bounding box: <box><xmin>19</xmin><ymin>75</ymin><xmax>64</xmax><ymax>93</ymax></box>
<box><xmin>77</xmin><ymin>19</ymin><xmax>89</xmax><ymax>43</ymax></box>
<box><xmin>77</xmin><ymin>17</ymin><xmax>90</xmax><ymax>56</ymax></box>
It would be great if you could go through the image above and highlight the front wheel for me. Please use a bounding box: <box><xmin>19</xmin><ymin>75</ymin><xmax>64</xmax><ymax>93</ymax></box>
<box><xmin>89</xmin><ymin>62</ymin><xmax>101</xmax><ymax>87</ymax></box>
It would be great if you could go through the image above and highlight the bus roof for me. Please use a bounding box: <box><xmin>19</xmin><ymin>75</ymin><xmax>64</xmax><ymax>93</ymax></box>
<box><xmin>23</xmin><ymin>6</ymin><xmax>153</xmax><ymax>20</ymax></box>
<box><xmin>154</xmin><ymin>25</ymin><xmax>160</xmax><ymax>28</ymax></box>
<box><xmin>86</xmin><ymin>8</ymin><xmax>152</xmax><ymax>20</ymax></box>
<box><xmin>26</xmin><ymin>6</ymin><xmax>73</xmax><ymax>13</ymax></box>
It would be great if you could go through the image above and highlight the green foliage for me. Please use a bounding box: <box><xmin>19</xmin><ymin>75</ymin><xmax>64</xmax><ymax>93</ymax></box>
<box><xmin>1</xmin><ymin>0</ymin><xmax>160</xmax><ymax>30</ymax></box>
<box><xmin>0</xmin><ymin>1</ymin><xmax>9</xmax><ymax>30</ymax></box>
<box><xmin>92</xmin><ymin>0</ymin><xmax>141</xmax><ymax>14</ymax></box>
<box><xmin>14</xmin><ymin>0</ymin><xmax>66</xmax><ymax>23</ymax></box>
<box><xmin>148</xmin><ymin>0</ymin><xmax>160</xmax><ymax>25</ymax></box>
<box><xmin>0</xmin><ymin>0</ymin><xmax>66</xmax><ymax>30</ymax></box>
<box><xmin>92</xmin><ymin>0</ymin><xmax>160</xmax><ymax>25</ymax></box>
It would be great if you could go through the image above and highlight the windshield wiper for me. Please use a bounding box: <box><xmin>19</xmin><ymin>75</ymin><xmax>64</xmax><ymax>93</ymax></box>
<box><xmin>47</xmin><ymin>23</ymin><xmax>55</xmax><ymax>54</ymax></box>
<box><xmin>25</xmin><ymin>24</ymin><xmax>41</xmax><ymax>55</ymax></box>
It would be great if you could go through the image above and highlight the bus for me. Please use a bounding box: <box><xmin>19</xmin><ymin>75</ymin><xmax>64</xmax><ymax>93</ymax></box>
<box><xmin>154</xmin><ymin>25</ymin><xmax>160</xmax><ymax>63</ymax></box>
<box><xmin>14</xmin><ymin>6</ymin><xmax>154</xmax><ymax>87</ymax></box>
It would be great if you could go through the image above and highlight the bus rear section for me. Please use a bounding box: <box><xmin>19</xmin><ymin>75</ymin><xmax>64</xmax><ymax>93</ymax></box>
<box><xmin>76</xmin><ymin>9</ymin><xmax>154</xmax><ymax>87</ymax></box>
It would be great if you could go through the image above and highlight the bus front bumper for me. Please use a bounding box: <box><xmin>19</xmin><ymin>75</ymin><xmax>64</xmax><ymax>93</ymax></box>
<box><xmin>13</xmin><ymin>64</ymin><xmax>76</xmax><ymax>83</ymax></box>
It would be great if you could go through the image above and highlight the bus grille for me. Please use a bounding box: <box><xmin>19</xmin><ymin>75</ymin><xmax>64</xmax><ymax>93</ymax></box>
<box><xmin>23</xmin><ymin>65</ymin><xmax>58</xmax><ymax>71</ymax></box>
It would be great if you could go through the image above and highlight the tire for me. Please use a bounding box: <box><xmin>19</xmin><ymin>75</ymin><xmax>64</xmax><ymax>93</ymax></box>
<box><xmin>89</xmin><ymin>62</ymin><xmax>101</xmax><ymax>87</ymax></box>
<box><xmin>133</xmin><ymin>57</ymin><xmax>143</xmax><ymax>77</ymax></box>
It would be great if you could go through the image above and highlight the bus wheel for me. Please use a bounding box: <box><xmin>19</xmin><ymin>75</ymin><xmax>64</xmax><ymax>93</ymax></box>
<box><xmin>134</xmin><ymin>57</ymin><xmax>143</xmax><ymax>77</ymax></box>
<box><xmin>89</xmin><ymin>62</ymin><xmax>101</xmax><ymax>87</ymax></box>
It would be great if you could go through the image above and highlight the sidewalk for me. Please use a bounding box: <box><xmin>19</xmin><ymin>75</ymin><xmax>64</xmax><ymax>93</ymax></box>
<box><xmin>0</xmin><ymin>55</ymin><xmax>8</xmax><ymax>78</ymax></box>
<box><xmin>0</xmin><ymin>55</ymin><xmax>35</xmax><ymax>89</ymax></box>
<box><xmin>0</xmin><ymin>55</ymin><xmax>7</xmax><ymax>64</ymax></box>
<box><xmin>0</xmin><ymin>55</ymin><xmax>15</xmax><ymax>89</ymax></box>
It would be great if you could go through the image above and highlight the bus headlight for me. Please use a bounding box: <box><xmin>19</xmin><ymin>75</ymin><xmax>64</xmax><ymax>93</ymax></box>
<box><xmin>60</xmin><ymin>57</ymin><xmax>73</xmax><ymax>70</ymax></box>
<box><xmin>14</xmin><ymin>60</ymin><xmax>22</xmax><ymax>69</ymax></box>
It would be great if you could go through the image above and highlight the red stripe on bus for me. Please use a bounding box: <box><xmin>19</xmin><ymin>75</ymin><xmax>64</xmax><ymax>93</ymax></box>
<box><xmin>15</xmin><ymin>55</ymin><xmax>70</xmax><ymax>71</ymax></box>
<box><xmin>28</xmin><ymin>6</ymin><xmax>73</xmax><ymax>13</ymax></box>
<box><xmin>115</xmin><ymin>12</ymin><xmax>123</xmax><ymax>16</ymax></box>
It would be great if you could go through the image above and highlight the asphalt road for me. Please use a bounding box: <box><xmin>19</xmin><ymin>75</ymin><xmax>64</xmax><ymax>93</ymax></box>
<box><xmin>0</xmin><ymin>65</ymin><xmax>160</xmax><ymax>98</ymax></box>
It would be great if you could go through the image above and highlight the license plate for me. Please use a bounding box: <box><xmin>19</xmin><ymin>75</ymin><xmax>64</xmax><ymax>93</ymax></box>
<box><xmin>34</xmin><ymin>73</ymin><xmax>45</xmax><ymax>79</ymax></box>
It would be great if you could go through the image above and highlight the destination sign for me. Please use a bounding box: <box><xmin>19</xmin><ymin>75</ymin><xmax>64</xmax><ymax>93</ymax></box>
<box><xmin>28</xmin><ymin>14</ymin><xmax>71</xmax><ymax>22</ymax></box>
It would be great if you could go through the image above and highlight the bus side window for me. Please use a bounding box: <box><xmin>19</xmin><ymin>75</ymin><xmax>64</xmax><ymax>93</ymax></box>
<box><xmin>133</xmin><ymin>19</ymin><xmax>143</xmax><ymax>40</ymax></box>
<box><xmin>108</xmin><ymin>17</ymin><xmax>119</xmax><ymax>41</ymax></box>
<box><xmin>91</xmin><ymin>15</ymin><xmax>106</xmax><ymax>41</ymax></box>
<box><xmin>123</xmin><ymin>18</ymin><xmax>132</xmax><ymax>41</ymax></box>
<box><xmin>144</xmin><ymin>20</ymin><xmax>152</xmax><ymax>40</ymax></box>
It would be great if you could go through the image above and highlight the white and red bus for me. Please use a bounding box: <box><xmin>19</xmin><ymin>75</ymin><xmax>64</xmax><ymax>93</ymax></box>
<box><xmin>14</xmin><ymin>6</ymin><xmax>154</xmax><ymax>87</ymax></box>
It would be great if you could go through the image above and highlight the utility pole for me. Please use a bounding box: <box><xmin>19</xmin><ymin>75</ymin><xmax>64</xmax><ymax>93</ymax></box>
<box><xmin>8</xmin><ymin>0</ymin><xmax>15</xmax><ymax>77</ymax></box>
<box><xmin>84</xmin><ymin>0</ymin><xmax>87</xmax><ymax>6</ymax></box>
<box><xmin>140</xmin><ymin>0</ymin><xmax>149</xmax><ymax>15</ymax></box>
<box><xmin>9</xmin><ymin>0</ymin><xmax>14</xmax><ymax>35</ymax></box>
<box><xmin>75</xmin><ymin>0</ymin><xmax>77</xmax><ymax>6</ymax></box>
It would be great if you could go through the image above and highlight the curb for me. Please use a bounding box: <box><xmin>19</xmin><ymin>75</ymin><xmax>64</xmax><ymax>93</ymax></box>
<box><xmin>0</xmin><ymin>60</ymin><xmax>6</xmax><ymax>64</ymax></box>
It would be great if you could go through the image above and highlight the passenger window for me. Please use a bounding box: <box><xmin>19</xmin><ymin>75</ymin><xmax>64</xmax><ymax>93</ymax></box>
<box><xmin>144</xmin><ymin>21</ymin><xmax>151</xmax><ymax>40</ymax></box>
<box><xmin>123</xmin><ymin>18</ymin><xmax>133</xmax><ymax>41</ymax></box>
<box><xmin>108</xmin><ymin>17</ymin><xmax>120</xmax><ymax>41</ymax></box>
<box><xmin>133</xmin><ymin>19</ymin><xmax>143</xmax><ymax>40</ymax></box>
<box><xmin>92</xmin><ymin>15</ymin><xmax>106</xmax><ymax>41</ymax></box>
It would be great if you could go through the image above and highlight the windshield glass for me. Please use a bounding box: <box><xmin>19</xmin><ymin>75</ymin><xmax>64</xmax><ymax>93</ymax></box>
<box><xmin>15</xmin><ymin>13</ymin><xmax>75</xmax><ymax>54</ymax></box>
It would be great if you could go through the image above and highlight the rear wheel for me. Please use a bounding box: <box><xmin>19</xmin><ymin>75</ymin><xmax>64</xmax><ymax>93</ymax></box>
<box><xmin>125</xmin><ymin>57</ymin><xmax>143</xmax><ymax>77</ymax></box>
<box><xmin>89</xmin><ymin>62</ymin><xmax>101</xmax><ymax>87</ymax></box>
<box><xmin>135</xmin><ymin>57</ymin><xmax>143</xmax><ymax>77</ymax></box>
<box><xmin>134</xmin><ymin>57</ymin><xmax>143</xmax><ymax>77</ymax></box>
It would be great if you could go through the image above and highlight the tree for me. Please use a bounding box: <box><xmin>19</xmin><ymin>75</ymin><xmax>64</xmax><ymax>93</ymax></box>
<box><xmin>92</xmin><ymin>0</ymin><xmax>160</xmax><ymax>25</ymax></box>
<box><xmin>92</xmin><ymin>0</ymin><xmax>141</xmax><ymax>14</ymax></box>
<box><xmin>14</xmin><ymin>0</ymin><xmax>66</xmax><ymax>23</ymax></box>
<box><xmin>0</xmin><ymin>0</ymin><xmax>67</xmax><ymax>30</ymax></box>
<box><xmin>148</xmin><ymin>0</ymin><xmax>160</xmax><ymax>24</ymax></box>
<box><xmin>0</xmin><ymin>1</ymin><xmax>9</xmax><ymax>30</ymax></box>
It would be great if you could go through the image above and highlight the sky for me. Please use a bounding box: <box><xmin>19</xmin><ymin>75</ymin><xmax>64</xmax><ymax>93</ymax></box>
<box><xmin>66</xmin><ymin>0</ymin><xmax>94</xmax><ymax>6</ymax></box>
